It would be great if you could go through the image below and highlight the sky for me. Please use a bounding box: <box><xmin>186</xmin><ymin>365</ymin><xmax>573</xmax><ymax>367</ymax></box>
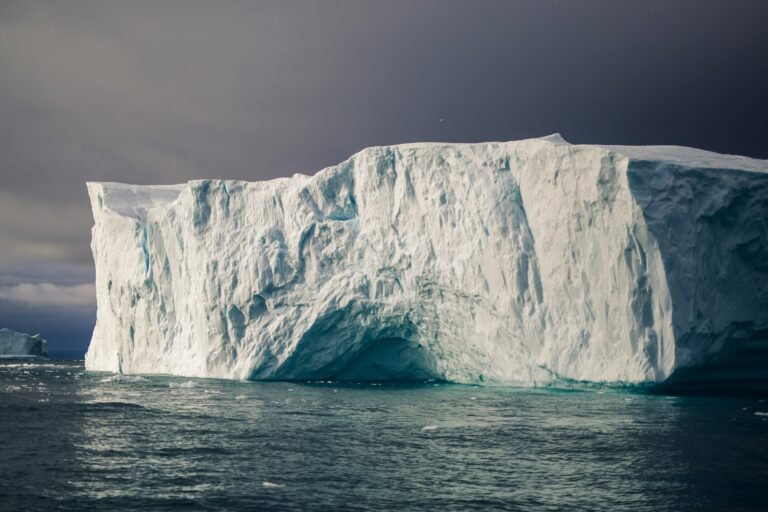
<box><xmin>1</xmin><ymin>0</ymin><xmax>767</xmax><ymax>352</ymax></box>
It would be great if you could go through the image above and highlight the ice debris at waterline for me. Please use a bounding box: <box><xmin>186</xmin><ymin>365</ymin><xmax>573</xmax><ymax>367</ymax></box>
<box><xmin>0</xmin><ymin>328</ymin><xmax>48</xmax><ymax>358</ymax></box>
<box><xmin>84</xmin><ymin>135</ymin><xmax>768</xmax><ymax>385</ymax></box>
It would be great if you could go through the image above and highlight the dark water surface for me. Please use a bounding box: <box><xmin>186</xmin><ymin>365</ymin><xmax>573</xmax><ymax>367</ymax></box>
<box><xmin>1</xmin><ymin>361</ymin><xmax>767</xmax><ymax>511</ymax></box>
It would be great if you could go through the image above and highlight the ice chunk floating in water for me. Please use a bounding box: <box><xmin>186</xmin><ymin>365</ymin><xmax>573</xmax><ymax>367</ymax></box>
<box><xmin>84</xmin><ymin>136</ymin><xmax>768</xmax><ymax>385</ymax></box>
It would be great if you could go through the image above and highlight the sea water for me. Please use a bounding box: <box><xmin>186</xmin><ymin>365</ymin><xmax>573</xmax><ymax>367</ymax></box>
<box><xmin>1</xmin><ymin>360</ymin><xmax>767</xmax><ymax>511</ymax></box>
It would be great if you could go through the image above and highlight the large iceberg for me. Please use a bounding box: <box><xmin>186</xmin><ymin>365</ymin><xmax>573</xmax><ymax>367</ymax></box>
<box><xmin>85</xmin><ymin>135</ymin><xmax>768</xmax><ymax>385</ymax></box>
<box><xmin>0</xmin><ymin>328</ymin><xmax>48</xmax><ymax>358</ymax></box>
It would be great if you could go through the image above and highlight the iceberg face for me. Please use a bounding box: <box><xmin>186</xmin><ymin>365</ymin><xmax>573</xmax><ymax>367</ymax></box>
<box><xmin>0</xmin><ymin>328</ymin><xmax>48</xmax><ymax>358</ymax></box>
<box><xmin>85</xmin><ymin>136</ymin><xmax>768</xmax><ymax>385</ymax></box>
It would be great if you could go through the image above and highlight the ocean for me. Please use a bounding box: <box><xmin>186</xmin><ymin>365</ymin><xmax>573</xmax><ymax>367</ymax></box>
<box><xmin>1</xmin><ymin>360</ymin><xmax>767</xmax><ymax>511</ymax></box>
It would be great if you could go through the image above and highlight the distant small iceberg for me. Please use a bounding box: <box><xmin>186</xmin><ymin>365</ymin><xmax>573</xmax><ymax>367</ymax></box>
<box><xmin>0</xmin><ymin>328</ymin><xmax>48</xmax><ymax>359</ymax></box>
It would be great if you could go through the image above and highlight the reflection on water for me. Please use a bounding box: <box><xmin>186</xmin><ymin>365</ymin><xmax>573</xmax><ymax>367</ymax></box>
<box><xmin>1</xmin><ymin>361</ymin><xmax>767</xmax><ymax>511</ymax></box>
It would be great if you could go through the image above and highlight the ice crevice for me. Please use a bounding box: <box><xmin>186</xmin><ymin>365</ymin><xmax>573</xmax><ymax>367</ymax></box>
<box><xmin>85</xmin><ymin>136</ymin><xmax>768</xmax><ymax>386</ymax></box>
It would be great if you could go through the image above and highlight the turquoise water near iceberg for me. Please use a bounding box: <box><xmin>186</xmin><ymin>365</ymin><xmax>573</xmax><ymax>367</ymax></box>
<box><xmin>1</xmin><ymin>360</ymin><xmax>767</xmax><ymax>511</ymax></box>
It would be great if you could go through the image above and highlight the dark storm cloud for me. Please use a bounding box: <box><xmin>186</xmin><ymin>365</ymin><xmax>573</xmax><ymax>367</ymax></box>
<box><xmin>1</xmin><ymin>0</ymin><xmax>766</xmax><ymax>349</ymax></box>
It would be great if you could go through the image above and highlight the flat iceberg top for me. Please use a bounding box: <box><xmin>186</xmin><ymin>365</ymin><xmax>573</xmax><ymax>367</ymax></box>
<box><xmin>86</xmin><ymin>182</ymin><xmax>186</xmax><ymax>221</ymax></box>
<box><xmin>0</xmin><ymin>327</ymin><xmax>43</xmax><ymax>340</ymax></box>
<box><xmin>87</xmin><ymin>135</ymin><xmax>767</xmax><ymax>213</ymax></box>
<box><xmin>600</xmin><ymin>144</ymin><xmax>767</xmax><ymax>173</ymax></box>
<box><xmin>361</xmin><ymin>134</ymin><xmax>767</xmax><ymax>173</ymax></box>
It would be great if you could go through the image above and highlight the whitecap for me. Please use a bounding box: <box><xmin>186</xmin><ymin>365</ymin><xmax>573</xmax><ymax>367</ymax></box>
<box><xmin>169</xmin><ymin>380</ymin><xmax>196</xmax><ymax>388</ymax></box>
<box><xmin>101</xmin><ymin>374</ymin><xmax>146</xmax><ymax>383</ymax></box>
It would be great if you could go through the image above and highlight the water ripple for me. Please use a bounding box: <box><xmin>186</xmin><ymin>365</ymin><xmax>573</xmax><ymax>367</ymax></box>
<box><xmin>1</xmin><ymin>361</ymin><xmax>767</xmax><ymax>511</ymax></box>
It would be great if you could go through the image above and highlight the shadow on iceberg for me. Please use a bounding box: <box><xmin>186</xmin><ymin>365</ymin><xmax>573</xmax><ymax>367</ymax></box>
<box><xmin>627</xmin><ymin>160</ymin><xmax>768</xmax><ymax>396</ymax></box>
<box><xmin>649</xmin><ymin>327</ymin><xmax>768</xmax><ymax>396</ymax></box>
<box><xmin>256</xmin><ymin>336</ymin><xmax>443</xmax><ymax>383</ymax></box>
<box><xmin>329</xmin><ymin>337</ymin><xmax>440</xmax><ymax>382</ymax></box>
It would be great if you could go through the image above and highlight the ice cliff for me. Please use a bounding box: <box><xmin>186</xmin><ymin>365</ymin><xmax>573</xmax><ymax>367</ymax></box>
<box><xmin>85</xmin><ymin>135</ymin><xmax>768</xmax><ymax>385</ymax></box>
<box><xmin>0</xmin><ymin>328</ymin><xmax>48</xmax><ymax>358</ymax></box>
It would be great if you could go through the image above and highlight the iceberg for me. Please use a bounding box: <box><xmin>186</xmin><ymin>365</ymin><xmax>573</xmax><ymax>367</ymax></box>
<box><xmin>0</xmin><ymin>328</ymin><xmax>48</xmax><ymax>358</ymax></box>
<box><xmin>84</xmin><ymin>135</ymin><xmax>768</xmax><ymax>385</ymax></box>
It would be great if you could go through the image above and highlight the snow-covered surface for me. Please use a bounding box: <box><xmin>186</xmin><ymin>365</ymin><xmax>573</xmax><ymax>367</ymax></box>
<box><xmin>85</xmin><ymin>135</ymin><xmax>768</xmax><ymax>384</ymax></box>
<box><xmin>0</xmin><ymin>328</ymin><xmax>48</xmax><ymax>358</ymax></box>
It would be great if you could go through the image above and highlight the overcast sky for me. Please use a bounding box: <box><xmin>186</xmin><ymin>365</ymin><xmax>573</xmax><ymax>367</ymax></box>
<box><xmin>1</xmin><ymin>0</ymin><xmax>767</xmax><ymax>351</ymax></box>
